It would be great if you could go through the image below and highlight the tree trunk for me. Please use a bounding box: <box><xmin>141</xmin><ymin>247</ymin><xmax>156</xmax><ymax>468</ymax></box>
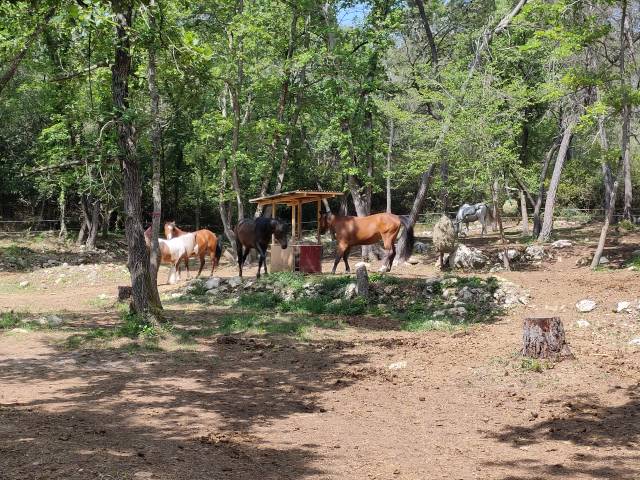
<box><xmin>111</xmin><ymin>0</ymin><xmax>158</xmax><ymax>316</ymax></box>
<box><xmin>76</xmin><ymin>216</ymin><xmax>88</xmax><ymax>245</ymax></box>
<box><xmin>520</xmin><ymin>190</ymin><xmax>529</xmax><ymax>235</ymax></box>
<box><xmin>386</xmin><ymin>118</ymin><xmax>394</xmax><ymax>213</ymax></box>
<box><xmin>532</xmin><ymin>141</ymin><xmax>558</xmax><ymax>237</ymax></box>
<box><xmin>492</xmin><ymin>179</ymin><xmax>510</xmax><ymax>270</ymax></box>
<box><xmin>591</xmin><ymin>181</ymin><xmax>618</xmax><ymax>269</ymax></box>
<box><xmin>539</xmin><ymin>118</ymin><xmax>575</xmax><ymax>241</ymax></box>
<box><xmin>619</xmin><ymin>0</ymin><xmax>632</xmax><ymax>220</ymax></box>
<box><xmin>412</xmin><ymin>0</ymin><xmax>438</xmax><ymax>69</ymax></box>
<box><xmin>147</xmin><ymin>0</ymin><xmax>163</xmax><ymax>308</ymax></box>
<box><xmin>85</xmin><ymin>198</ymin><xmax>100</xmax><ymax>250</ymax></box>
<box><xmin>395</xmin><ymin>164</ymin><xmax>436</xmax><ymax>261</ymax></box>
<box><xmin>522</xmin><ymin>317</ymin><xmax>573</xmax><ymax>359</ymax></box>
<box><xmin>58</xmin><ymin>189</ymin><xmax>67</xmax><ymax>238</ymax></box>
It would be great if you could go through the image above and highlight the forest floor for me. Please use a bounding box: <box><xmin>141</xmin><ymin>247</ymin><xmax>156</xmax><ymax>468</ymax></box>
<box><xmin>2</xmin><ymin>221</ymin><xmax>640</xmax><ymax>480</ymax></box>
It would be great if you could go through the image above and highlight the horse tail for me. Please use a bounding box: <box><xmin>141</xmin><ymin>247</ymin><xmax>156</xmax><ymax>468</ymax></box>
<box><xmin>398</xmin><ymin>215</ymin><xmax>415</xmax><ymax>261</ymax></box>
<box><xmin>215</xmin><ymin>236</ymin><xmax>223</xmax><ymax>263</ymax></box>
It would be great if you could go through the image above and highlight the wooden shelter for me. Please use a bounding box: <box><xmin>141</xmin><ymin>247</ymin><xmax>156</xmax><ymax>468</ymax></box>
<box><xmin>249</xmin><ymin>190</ymin><xmax>343</xmax><ymax>273</ymax></box>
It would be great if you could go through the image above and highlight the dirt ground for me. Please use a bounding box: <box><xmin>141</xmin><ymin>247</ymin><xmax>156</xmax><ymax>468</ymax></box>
<box><xmin>2</xmin><ymin>222</ymin><xmax>640</xmax><ymax>480</ymax></box>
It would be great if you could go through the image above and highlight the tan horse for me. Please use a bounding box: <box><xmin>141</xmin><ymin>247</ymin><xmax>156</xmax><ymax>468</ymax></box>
<box><xmin>319</xmin><ymin>212</ymin><xmax>414</xmax><ymax>274</ymax></box>
<box><xmin>164</xmin><ymin>221</ymin><xmax>222</xmax><ymax>277</ymax></box>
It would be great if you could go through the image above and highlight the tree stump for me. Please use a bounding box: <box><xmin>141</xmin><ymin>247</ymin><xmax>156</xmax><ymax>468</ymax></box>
<box><xmin>522</xmin><ymin>317</ymin><xmax>573</xmax><ymax>360</ymax></box>
<box><xmin>118</xmin><ymin>286</ymin><xmax>133</xmax><ymax>302</ymax></box>
<box><xmin>355</xmin><ymin>262</ymin><xmax>369</xmax><ymax>298</ymax></box>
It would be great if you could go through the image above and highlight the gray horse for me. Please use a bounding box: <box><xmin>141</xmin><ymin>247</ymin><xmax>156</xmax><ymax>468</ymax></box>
<box><xmin>454</xmin><ymin>203</ymin><xmax>494</xmax><ymax>236</ymax></box>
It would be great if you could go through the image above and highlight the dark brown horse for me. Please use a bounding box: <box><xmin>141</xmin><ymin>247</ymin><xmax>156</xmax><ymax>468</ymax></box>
<box><xmin>234</xmin><ymin>217</ymin><xmax>288</xmax><ymax>278</ymax></box>
<box><xmin>319</xmin><ymin>212</ymin><xmax>414</xmax><ymax>274</ymax></box>
<box><xmin>164</xmin><ymin>221</ymin><xmax>222</xmax><ymax>277</ymax></box>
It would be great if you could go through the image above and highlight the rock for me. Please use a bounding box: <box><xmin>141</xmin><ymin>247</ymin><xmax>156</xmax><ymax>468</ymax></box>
<box><xmin>205</xmin><ymin>289</ymin><xmax>218</xmax><ymax>296</ymax></box>
<box><xmin>11</xmin><ymin>328</ymin><xmax>29</xmax><ymax>334</ymax></box>
<box><xmin>489</xmin><ymin>265</ymin><xmax>504</xmax><ymax>273</ymax></box>
<box><xmin>616</xmin><ymin>301</ymin><xmax>631</xmax><ymax>313</ymax></box>
<box><xmin>599</xmin><ymin>256</ymin><xmax>609</xmax><ymax>265</ymax></box>
<box><xmin>576</xmin><ymin>299</ymin><xmax>597</xmax><ymax>312</ymax></box>
<box><xmin>576</xmin><ymin>319</ymin><xmax>590</xmax><ymax>328</ymax></box>
<box><xmin>498</xmin><ymin>249</ymin><xmax>520</xmax><ymax>262</ymax></box>
<box><xmin>228</xmin><ymin>276</ymin><xmax>243</xmax><ymax>288</ymax></box>
<box><xmin>62</xmin><ymin>262</ymin><xmax>69</xmax><ymax>267</ymax></box>
<box><xmin>551</xmin><ymin>239</ymin><xmax>572</xmax><ymax>249</ymax></box>
<box><xmin>449</xmin><ymin>306</ymin><xmax>467</xmax><ymax>317</ymax></box>
<box><xmin>344</xmin><ymin>283</ymin><xmax>357</xmax><ymax>300</ymax></box>
<box><xmin>424</xmin><ymin>277</ymin><xmax>442</xmax><ymax>287</ymax></box>
<box><xmin>494</xmin><ymin>280</ymin><xmax>529</xmax><ymax>308</ymax></box>
<box><xmin>19</xmin><ymin>281</ymin><xmax>29</xmax><ymax>288</ymax></box>
<box><xmin>414</xmin><ymin>242</ymin><xmax>428</xmax><ymax>254</ymax></box>
<box><xmin>448</xmin><ymin>244</ymin><xmax>488</xmax><ymax>270</ymax></box>
<box><xmin>405</xmin><ymin>256</ymin><xmax>420</xmax><ymax>265</ymax></box>
<box><xmin>46</xmin><ymin>315</ymin><xmax>63</xmax><ymax>327</ymax></box>
<box><xmin>388</xmin><ymin>361</ymin><xmax>407</xmax><ymax>370</ymax></box>
<box><xmin>524</xmin><ymin>245</ymin><xmax>545</xmax><ymax>261</ymax></box>
<box><xmin>629</xmin><ymin>338</ymin><xmax>640</xmax><ymax>346</ymax></box>
<box><xmin>205</xmin><ymin>277</ymin><xmax>221</xmax><ymax>290</ymax></box>
<box><xmin>442</xmin><ymin>288</ymin><xmax>457</xmax><ymax>299</ymax></box>
<box><xmin>457</xmin><ymin>287</ymin><xmax>474</xmax><ymax>302</ymax></box>
<box><xmin>355</xmin><ymin>262</ymin><xmax>369</xmax><ymax>297</ymax></box>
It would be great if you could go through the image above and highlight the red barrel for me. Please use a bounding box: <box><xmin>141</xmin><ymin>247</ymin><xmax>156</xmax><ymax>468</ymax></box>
<box><xmin>298</xmin><ymin>245</ymin><xmax>322</xmax><ymax>273</ymax></box>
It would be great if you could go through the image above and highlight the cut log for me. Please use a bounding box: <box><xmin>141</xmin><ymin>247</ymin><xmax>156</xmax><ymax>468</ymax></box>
<box><xmin>118</xmin><ymin>286</ymin><xmax>133</xmax><ymax>302</ymax></box>
<box><xmin>522</xmin><ymin>317</ymin><xmax>573</xmax><ymax>360</ymax></box>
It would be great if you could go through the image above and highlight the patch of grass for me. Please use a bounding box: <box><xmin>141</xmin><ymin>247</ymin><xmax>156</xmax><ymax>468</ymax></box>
<box><xmin>325</xmin><ymin>297</ymin><xmax>367</xmax><ymax>316</ymax></box>
<box><xmin>188</xmin><ymin>281</ymin><xmax>209</xmax><ymax>296</ymax></box>
<box><xmin>236</xmin><ymin>292</ymin><xmax>282</xmax><ymax>310</ymax></box>
<box><xmin>623</xmin><ymin>255</ymin><xmax>640</xmax><ymax>269</ymax></box>
<box><xmin>521</xmin><ymin>357</ymin><xmax>553</xmax><ymax>373</ymax></box>
<box><xmin>369</xmin><ymin>273</ymin><xmax>402</xmax><ymax>285</ymax></box>
<box><xmin>317</xmin><ymin>275</ymin><xmax>353</xmax><ymax>295</ymax></box>
<box><xmin>279</xmin><ymin>296</ymin><xmax>331</xmax><ymax>314</ymax></box>
<box><xmin>0</xmin><ymin>311</ymin><xmax>21</xmax><ymax>329</ymax></box>
<box><xmin>261</xmin><ymin>271</ymin><xmax>307</xmax><ymax>291</ymax></box>
<box><xmin>618</xmin><ymin>219</ymin><xmax>637</xmax><ymax>231</ymax></box>
<box><xmin>216</xmin><ymin>312</ymin><xmax>264</xmax><ymax>334</ymax></box>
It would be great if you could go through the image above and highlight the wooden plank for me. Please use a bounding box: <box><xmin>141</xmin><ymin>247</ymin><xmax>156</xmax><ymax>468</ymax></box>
<box><xmin>297</xmin><ymin>200</ymin><xmax>302</xmax><ymax>240</ymax></box>
<box><xmin>316</xmin><ymin>199</ymin><xmax>321</xmax><ymax>244</ymax></box>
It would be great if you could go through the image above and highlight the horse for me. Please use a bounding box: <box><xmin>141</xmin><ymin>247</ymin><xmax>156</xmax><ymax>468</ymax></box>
<box><xmin>234</xmin><ymin>217</ymin><xmax>288</xmax><ymax>278</ymax></box>
<box><xmin>144</xmin><ymin>226</ymin><xmax>192</xmax><ymax>284</ymax></box>
<box><xmin>454</xmin><ymin>203</ymin><xmax>494</xmax><ymax>236</ymax></box>
<box><xmin>164</xmin><ymin>221</ymin><xmax>223</xmax><ymax>277</ymax></box>
<box><xmin>319</xmin><ymin>212</ymin><xmax>414</xmax><ymax>274</ymax></box>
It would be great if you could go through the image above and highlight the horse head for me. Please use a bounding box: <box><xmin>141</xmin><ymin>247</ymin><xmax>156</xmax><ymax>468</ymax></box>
<box><xmin>270</xmin><ymin>219</ymin><xmax>288</xmax><ymax>249</ymax></box>
<box><xmin>319</xmin><ymin>212</ymin><xmax>334</xmax><ymax>235</ymax></box>
<box><xmin>164</xmin><ymin>221</ymin><xmax>176</xmax><ymax>239</ymax></box>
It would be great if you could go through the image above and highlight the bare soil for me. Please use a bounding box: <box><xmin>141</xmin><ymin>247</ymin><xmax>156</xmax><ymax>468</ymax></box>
<box><xmin>2</xmin><ymin>222</ymin><xmax>640</xmax><ymax>479</ymax></box>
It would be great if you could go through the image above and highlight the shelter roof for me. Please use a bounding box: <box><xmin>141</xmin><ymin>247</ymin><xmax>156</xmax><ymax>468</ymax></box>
<box><xmin>249</xmin><ymin>190</ymin><xmax>343</xmax><ymax>206</ymax></box>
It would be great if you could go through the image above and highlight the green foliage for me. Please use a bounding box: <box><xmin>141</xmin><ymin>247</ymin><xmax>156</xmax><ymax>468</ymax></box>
<box><xmin>521</xmin><ymin>357</ymin><xmax>553</xmax><ymax>372</ymax></box>
<box><xmin>0</xmin><ymin>311</ymin><xmax>21</xmax><ymax>329</ymax></box>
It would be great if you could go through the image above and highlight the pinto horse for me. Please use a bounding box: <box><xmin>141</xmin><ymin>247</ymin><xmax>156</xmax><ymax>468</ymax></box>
<box><xmin>234</xmin><ymin>217</ymin><xmax>288</xmax><ymax>278</ymax></box>
<box><xmin>144</xmin><ymin>226</ymin><xmax>192</xmax><ymax>284</ymax></box>
<box><xmin>319</xmin><ymin>212</ymin><xmax>414</xmax><ymax>274</ymax></box>
<box><xmin>164</xmin><ymin>221</ymin><xmax>222</xmax><ymax>277</ymax></box>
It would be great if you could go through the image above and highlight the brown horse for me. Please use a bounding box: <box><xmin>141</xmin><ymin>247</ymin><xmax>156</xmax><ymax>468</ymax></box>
<box><xmin>319</xmin><ymin>212</ymin><xmax>414</xmax><ymax>274</ymax></box>
<box><xmin>144</xmin><ymin>226</ymin><xmax>191</xmax><ymax>284</ymax></box>
<box><xmin>164</xmin><ymin>221</ymin><xmax>222</xmax><ymax>277</ymax></box>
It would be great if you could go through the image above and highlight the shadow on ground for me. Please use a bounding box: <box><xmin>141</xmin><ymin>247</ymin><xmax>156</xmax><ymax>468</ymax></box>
<box><xmin>481</xmin><ymin>384</ymin><xmax>640</xmax><ymax>479</ymax></box>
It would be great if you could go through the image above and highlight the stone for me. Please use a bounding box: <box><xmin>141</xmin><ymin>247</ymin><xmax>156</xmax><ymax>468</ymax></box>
<box><xmin>551</xmin><ymin>239</ymin><xmax>572</xmax><ymax>249</ymax></box>
<box><xmin>616</xmin><ymin>301</ymin><xmax>631</xmax><ymax>313</ymax></box>
<box><xmin>424</xmin><ymin>277</ymin><xmax>442</xmax><ymax>287</ymax></box>
<box><xmin>205</xmin><ymin>277</ymin><xmax>221</xmax><ymax>290</ymax></box>
<box><xmin>355</xmin><ymin>262</ymin><xmax>369</xmax><ymax>298</ymax></box>
<box><xmin>448</xmin><ymin>244</ymin><xmax>488</xmax><ymax>270</ymax></box>
<box><xmin>414</xmin><ymin>242</ymin><xmax>428</xmax><ymax>254</ymax></box>
<box><xmin>11</xmin><ymin>328</ymin><xmax>29</xmax><ymax>334</ymax></box>
<box><xmin>599</xmin><ymin>256</ymin><xmax>609</xmax><ymax>265</ymax></box>
<box><xmin>449</xmin><ymin>306</ymin><xmax>467</xmax><ymax>317</ymax></box>
<box><xmin>18</xmin><ymin>281</ymin><xmax>29</xmax><ymax>288</ymax></box>
<box><xmin>442</xmin><ymin>288</ymin><xmax>457</xmax><ymax>299</ymax></box>
<box><xmin>405</xmin><ymin>256</ymin><xmax>420</xmax><ymax>265</ymax></box>
<box><xmin>344</xmin><ymin>283</ymin><xmax>357</xmax><ymax>300</ymax></box>
<box><xmin>228</xmin><ymin>276</ymin><xmax>243</xmax><ymax>288</ymax></box>
<box><xmin>576</xmin><ymin>319</ymin><xmax>590</xmax><ymax>328</ymax></box>
<box><xmin>388</xmin><ymin>361</ymin><xmax>407</xmax><ymax>370</ymax></box>
<box><xmin>498</xmin><ymin>249</ymin><xmax>520</xmax><ymax>262</ymax></box>
<box><xmin>576</xmin><ymin>299</ymin><xmax>597</xmax><ymax>313</ymax></box>
<box><xmin>46</xmin><ymin>315</ymin><xmax>63</xmax><ymax>327</ymax></box>
<box><xmin>524</xmin><ymin>245</ymin><xmax>545</xmax><ymax>261</ymax></box>
<box><xmin>629</xmin><ymin>338</ymin><xmax>640</xmax><ymax>346</ymax></box>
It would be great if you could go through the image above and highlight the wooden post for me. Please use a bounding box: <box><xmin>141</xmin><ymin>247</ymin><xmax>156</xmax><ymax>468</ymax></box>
<box><xmin>522</xmin><ymin>317</ymin><xmax>573</xmax><ymax>360</ymax></box>
<box><xmin>291</xmin><ymin>203</ymin><xmax>297</xmax><ymax>241</ymax></box>
<box><xmin>297</xmin><ymin>200</ymin><xmax>302</xmax><ymax>240</ymax></box>
<box><xmin>316</xmin><ymin>199</ymin><xmax>321</xmax><ymax>244</ymax></box>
